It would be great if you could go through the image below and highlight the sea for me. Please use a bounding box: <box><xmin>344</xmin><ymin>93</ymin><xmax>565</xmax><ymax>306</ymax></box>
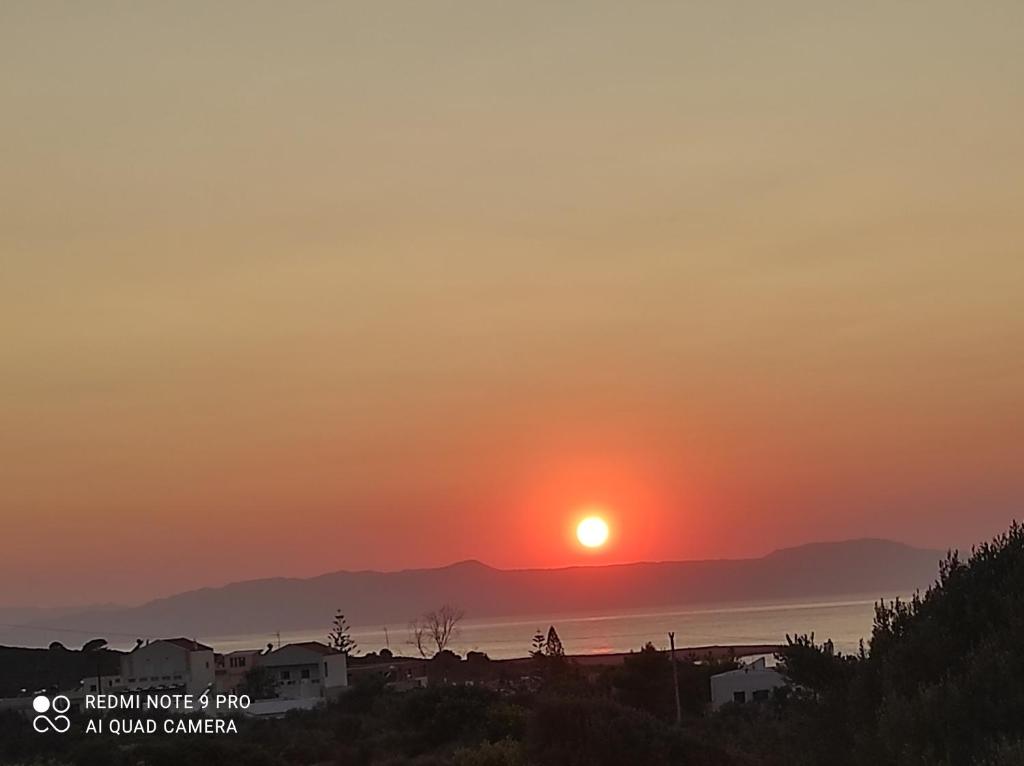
<box><xmin>204</xmin><ymin>592</ymin><xmax>905</xmax><ymax>659</ymax></box>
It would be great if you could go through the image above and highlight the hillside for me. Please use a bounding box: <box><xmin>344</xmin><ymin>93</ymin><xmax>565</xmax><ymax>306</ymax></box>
<box><xmin>0</xmin><ymin>539</ymin><xmax>941</xmax><ymax>647</ymax></box>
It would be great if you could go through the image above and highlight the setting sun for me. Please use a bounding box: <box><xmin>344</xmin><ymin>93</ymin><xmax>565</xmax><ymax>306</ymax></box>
<box><xmin>576</xmin><ymin>516</ymin><xmax>610</xmax><ymax>548</ymax></box>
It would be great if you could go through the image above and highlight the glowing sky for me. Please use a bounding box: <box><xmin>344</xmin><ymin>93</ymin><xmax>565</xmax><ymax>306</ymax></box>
<box><xmin>2</xmin><ymin>1</ymin><xmax>1023</xmax><ymax>607</ymax></box>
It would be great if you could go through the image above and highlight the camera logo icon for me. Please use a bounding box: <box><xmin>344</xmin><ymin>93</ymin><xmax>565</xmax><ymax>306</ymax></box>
<box><xmin>32</xmin><ymin>695</ymin><xmax>71</xmax><ymax>733</ymax></box>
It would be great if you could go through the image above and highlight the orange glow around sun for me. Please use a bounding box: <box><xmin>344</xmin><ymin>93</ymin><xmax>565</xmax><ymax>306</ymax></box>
<box><xmin>576</xmin><ymin>515</ymin><xmax>610</xmax><ymax>548</ymax></box>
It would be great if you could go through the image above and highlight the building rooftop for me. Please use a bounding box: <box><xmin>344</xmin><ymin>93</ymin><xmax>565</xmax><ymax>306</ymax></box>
<box><xmin>258</xmin><ymin>641</ymin><xmax>341</xmax><ymax>666</ymax></box>
<box><xmin>279</xmin><ymin>641</ymin><xmax>337</xmax><ymax>656</ymax></box>
<box><xmin>159</xmin><ymin>638</ymin><xmax>213</xmax><ymax>652</ymax></box>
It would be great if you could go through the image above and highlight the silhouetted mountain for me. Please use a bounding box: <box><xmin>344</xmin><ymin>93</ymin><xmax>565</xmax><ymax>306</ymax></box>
<box><xmin>1</xmin><ymin>539</ymin><xmax>941</xmax><ymax>647</ymax></box>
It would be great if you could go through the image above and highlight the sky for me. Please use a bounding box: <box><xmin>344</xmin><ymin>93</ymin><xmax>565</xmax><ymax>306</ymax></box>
<box><xmin>2</xmin><ymin>1</ymin><xmax>1022</xmax><ymax>608</ymax></box>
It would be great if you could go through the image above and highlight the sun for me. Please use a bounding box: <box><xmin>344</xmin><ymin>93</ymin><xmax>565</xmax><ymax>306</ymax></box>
<box><xmin>576</xmin><ymin>516</ymin><xmax>609</xmax><ymax>548</ymax></box>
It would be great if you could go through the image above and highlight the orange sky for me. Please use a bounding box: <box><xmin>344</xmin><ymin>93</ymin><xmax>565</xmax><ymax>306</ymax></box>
<box><xmin>2</xmin><ymin>1</ymin><xmax>1023</xmax><ymax>607</ymax></box>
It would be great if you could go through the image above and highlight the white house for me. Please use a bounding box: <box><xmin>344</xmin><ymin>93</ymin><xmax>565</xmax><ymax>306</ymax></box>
<box><xmin>259</xmin><ymin>642</ymin><xmax>347</xmax><ymax>700</ymax></box>
<box><xmin>58</xmin><ymin>674</ymin><xmax>124</xmax><ymax>714</ymax></box>
<box><xmin>215</xmin><ymin>649</ymin><xmax>263</xmax><ymax>693</ymax></box>
<box><xmin>77</xmin><ymin>674</ymin><xmax>123</xmax><ymax>695</ymax></box>
<box><xmin>120</xmin><ymin>638</ymin><xmax>216</xmax><ymax>696</ymax></box>
<box><xmin>709</xmin><ymin>657</ymin><xmax>787</xmax><ymax>708</ymax></box>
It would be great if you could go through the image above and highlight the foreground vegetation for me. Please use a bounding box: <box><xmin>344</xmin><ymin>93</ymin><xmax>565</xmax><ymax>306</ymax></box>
<box><xmin>4</xmin><ymin>522</ymin><xmax>1024</xmax><ymax>766</ymax></box>
<box><xmin>0</xmin><ymin>645</ymin><xmax>120</xmax><ymax>699</ymax></box>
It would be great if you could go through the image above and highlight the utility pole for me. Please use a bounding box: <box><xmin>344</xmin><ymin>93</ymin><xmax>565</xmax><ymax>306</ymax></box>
<box><xmin>383</xmin><ymin>626</ymin><xmax>391</xmax><ymax>651</ymax></box>
<box><xmin>669</xmin><ymin>632</ymin><xmax>681</xmax><ymax>726</ymax></box>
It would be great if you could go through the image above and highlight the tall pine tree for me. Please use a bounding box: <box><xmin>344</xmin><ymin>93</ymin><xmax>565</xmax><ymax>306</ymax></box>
<box><xmin>327</xmin><ymin>609</ymin><xmax>357</xmax><ymax>655</ymax></box>
<box><xmin>545</xmin><ymin>626</ymin><xmax>565</xmax><ymax>657</ymax></box>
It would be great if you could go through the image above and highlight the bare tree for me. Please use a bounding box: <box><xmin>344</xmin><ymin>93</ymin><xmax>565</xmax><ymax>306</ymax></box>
<box><xmin>427</xmin><ymin>604</ymin><xmax>464</xmax><ymax>653</ymax></box>
<box><xmin>408</xmin><ymin>604</ymin><xmax>464</xmax><ymax>657</ymax></box>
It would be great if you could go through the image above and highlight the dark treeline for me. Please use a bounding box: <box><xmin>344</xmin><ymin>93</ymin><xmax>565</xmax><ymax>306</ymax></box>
<box><xmin>3</xmin><ymin>522</ymin><xmax>1024</xmax><ymax>766</ymax></box>
<box><xmin>0</xmin><ymin>645</ymin><xmax>120</xmax><ymax>699</ymax></box>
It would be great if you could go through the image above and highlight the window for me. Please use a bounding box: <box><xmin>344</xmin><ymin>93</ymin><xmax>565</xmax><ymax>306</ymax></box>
<box><xmin>733</xmin><ymin>691</ymin><xmax>746</xmax><ymax>703</ymax></box>
<box><xmin>324</xmin><ymin>663</ymin><xmax>328</xmax><ymax>677</ymax></box>
<box><xmin>281</xmin><ymin>671</ymin><xmax>291</xmax><ymax>681</ymax></box>
<box><xmin>301</xmin><ymin>669</ymin><xmax>310</xmax><ymax>680</ymax></box>
<box><xmin>752</xmin><ymin>689</ymin><xmax>771</xmax><ymax>702</ymax></box>
<box><xmin>89</xmin><ymin>684</ymin><xmax>96</xmax><ymax>692</ymax></box>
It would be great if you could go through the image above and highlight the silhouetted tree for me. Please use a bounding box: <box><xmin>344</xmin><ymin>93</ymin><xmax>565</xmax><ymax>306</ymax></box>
<box><xmin>779</xmin><ymin>632</ymin><xmax>855</xmax><ymax>694</ymax></box>
<box><xmin>81</xmin><ymin>638</ymin><xmax>108</xmax><ymax>699</ymax></box>
<box><xmin>530</xmin><ymin>630</ymin><xmax>546</xmax><ymax>658</ymax></box>
<box><xmin>328</xmin><ymin>609</ymin><xmax>357</xmax><ymax>655</ymax></box>
<box><xmin>607</xmin><ymin>643</ymin><xmax>675</xmax><ymax>720</ymax></box>
<box><xmin>239</xmin><ymin>665</ymin><xmax>277</xmax><ymax>700</ymax></box>
<box><xmin>409</xmin><ymin>620</ymin><xmax>429</xmax><ymax>658</ymax></box>
<box><xmin>410</xmin><ymin>604</ymin><xmax>464</xmax><ymax>656</ymax></box>
<box><xmin>544</xmin><ymin>627</ymin><xmax>565</xmax><ymax>658</ymax></box>
<box><xmin>81</xmin><ymin>638</ymin><xmax>107</xmax><ymax>652</ymax></box>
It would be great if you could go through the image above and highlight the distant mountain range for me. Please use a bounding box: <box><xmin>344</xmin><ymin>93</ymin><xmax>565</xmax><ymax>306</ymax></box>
<box><xmin>1</xmin><ymin>539</ymin><xmax>943</xmax><ymax>648</ymax></box>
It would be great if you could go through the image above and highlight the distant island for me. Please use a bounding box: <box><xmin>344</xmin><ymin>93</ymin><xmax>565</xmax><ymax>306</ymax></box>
<box><xmin>0</xmin><ymin>539</ymin><xmax>941</xmax><ymax>647</ymax></box>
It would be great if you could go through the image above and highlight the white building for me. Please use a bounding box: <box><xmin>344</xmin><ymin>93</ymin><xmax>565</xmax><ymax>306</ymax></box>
<box><xmin>77</xmin><ymin>674</ymin><xmax>123</xmax><ymax>695</ymax></box>
<box><xmin>710</xmin><ymin>657</ymin><xmax>787</xmax><ymax>708</ymax></box>
<box><xmin>62</xmin><ymin>674</ymin><xmax>124</xmax><ymax>714</ymax></box>
<box><xmin>120</xmin><ymin>638</ymin><xmax>216</xmax><ymax>696</ymax></box>
<box><xmin>259</xmin><ymin>642</ymin><xmax>347</xmax><ymax>700</ymax></box>
<box><xmin>215</xmin><ymin>649</ymin><xmax>263</xmax><ymax>693</ymax></box>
